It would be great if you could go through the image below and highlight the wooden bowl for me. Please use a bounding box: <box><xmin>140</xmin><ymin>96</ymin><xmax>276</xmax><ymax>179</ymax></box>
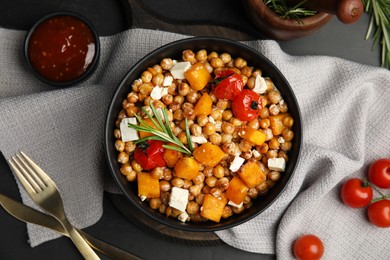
<box><xmin>242</xmin><ymin>0</ymin><xmax>333</xmax><ymax>40</ymax></box>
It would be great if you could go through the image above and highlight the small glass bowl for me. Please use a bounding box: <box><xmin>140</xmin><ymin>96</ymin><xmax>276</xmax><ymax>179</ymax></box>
<box><xmin>24</xmin><ymin>11</ymin><xmax>100</xmax><ymax>87</ymax></box>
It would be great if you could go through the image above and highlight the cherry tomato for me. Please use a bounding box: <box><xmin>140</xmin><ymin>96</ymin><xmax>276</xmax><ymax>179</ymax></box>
<box><xmin>212</xmin><ymin>70</ymin><xmax>244</xmax><ymax>100</ymax></box>
<box><xmin>133</xmin><ymin>140</ymin><xmax>166</xmax><ymax>170</ymax></box>
<box><xmin>340</xmin><ymin>178</ymin><xmax>373</xmax><ymax>208</ymax></box>
<box><xmin>232</xmin><ymin>89</ymin><xmax>262</xmax><ymax>121</ymax></box>
<box><xmin>367</xmin><ymin>200</ymin><xmax>390</xmax><ymax>228</ymax></box>
<box><xmin>368</xmin><ymin>158</ymin><xmax>390</xmax><ymax>189</ymax></box>
<box><xmin>293</xmin><ymin>234</ymin><xmax>324</xmax><ymax>260</ymax></box>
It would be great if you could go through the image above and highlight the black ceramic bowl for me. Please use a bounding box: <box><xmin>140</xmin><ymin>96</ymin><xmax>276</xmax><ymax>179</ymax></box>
<box><xmin>104</xmin><ymin>37</ymin><xmax>302</xmax><ymax>232</ymax></box>
<box><xmin>24</xmin><ymin>11</ymin><xmax>100</xmax><ymax>87</ymax></box>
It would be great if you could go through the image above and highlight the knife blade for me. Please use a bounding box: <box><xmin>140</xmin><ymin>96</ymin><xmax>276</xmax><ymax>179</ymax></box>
<box><xmin>0</xmin><ymin>193</ymin><xmax>142</xmax><ymax>260</ymax></box>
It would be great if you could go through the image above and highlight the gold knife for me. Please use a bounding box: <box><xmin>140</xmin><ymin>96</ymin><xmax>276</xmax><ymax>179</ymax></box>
<box><xmin>0</xmin><ymin>193</ymin><xmax>142</xmax><ymax>260</ymax></box>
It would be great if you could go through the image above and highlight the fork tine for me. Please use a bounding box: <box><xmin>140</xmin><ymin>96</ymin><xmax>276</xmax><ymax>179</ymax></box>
<box><xmin>8</xmin><ymin>157</ymin><xmax>40</xmax><ymax>194</ymax></box>
<box><xmin>17</xmin><ymin>152</ymin><xmax>47</xmax><ymax>188</ymax></box>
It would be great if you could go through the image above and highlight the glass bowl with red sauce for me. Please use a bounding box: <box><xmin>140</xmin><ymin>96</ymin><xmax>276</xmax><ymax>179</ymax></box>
<box><xmin>24</xmin><ymin>12</ymin><xmax>100</xmax><ymax>87</ymax></box>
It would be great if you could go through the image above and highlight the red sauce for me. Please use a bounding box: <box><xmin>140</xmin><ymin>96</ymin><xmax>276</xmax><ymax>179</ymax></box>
<box><xmin>27</xmin><ymin>15</ymin><xmax>96</xmax><ymax>82</ymax></box>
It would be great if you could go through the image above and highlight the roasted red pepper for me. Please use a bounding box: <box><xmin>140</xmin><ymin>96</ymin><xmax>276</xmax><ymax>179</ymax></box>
<box><xmin>212</xmin><ymin>70</ymin><xmax>244</xmax><ymax>100</ymax></box>
<box><xmin>133</xmin><ymin>140</ymin><xmax>166</xmax><ymax>170</ymax></box>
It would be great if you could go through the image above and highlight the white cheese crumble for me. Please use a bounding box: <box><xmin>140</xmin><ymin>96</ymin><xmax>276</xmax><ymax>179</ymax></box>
<box><xmin>252</xmin><ymin>149</ymin><xmax>261</xmax><ymax>159</ymax></box>
<box><xmin>229</xmin><ymin>156</ymin><xmax>245</xmax><ymax>172</ymax></box>
<box><xmin>150</xmin><ymin>86</ymin><xmax>169</xmax><ymax>100</ymax></box>
<box><xmin>169</xmin><ymin>187</ymin><xmax>189</xmax><ymax>212</ymax></box>
<box><xmin>120</xmin><ymin>117</ymin><xmax>139</xmax><ymax>142</ymax></box>
<box><xmin>228</xmin><ymin>200</ymin><xmax>243</xmax><ymax>208</ymax></box>
<box><xmin>268</xmin><ymin>157</ymin><xmax>286</xmax><ymax>172</ymax></box>
<box><xmin>278</xmin><ymin>137</ymin><xmax>285</xmax><ymax>144</ymax></box>
<box><xmin>163</xmin><ymin>75</ymin><xmax>173</xmax><ymax>86</ymax></box>
<box><xmin>191</xmin><ymin>135</ymin><xmax>208</xmax><ymax>144</ymax></box>
<box><xmin>170</xmin><ymin>61</ymin><xmax>191</xmax><ymax>79</ymax></box>
<box><xmin>252</xmin><ymin>75</ymin><xmax>267</xmax><ymax>94</ymax></box>
<box><xmin>139</xmin><ymin>195</ymin><xmax>147</xmax><ymax>202</ymax></box>
<box><xmin>178</xmin><ymin>212</ymin><xmax>189</xmax><ymax>223</ymax></box>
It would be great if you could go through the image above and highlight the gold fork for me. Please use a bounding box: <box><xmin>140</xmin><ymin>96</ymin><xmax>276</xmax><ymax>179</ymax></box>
<box><xmin>8</xmin><ymin>151</ymin><xmax>100</xmax><ymax>260</ymax></box>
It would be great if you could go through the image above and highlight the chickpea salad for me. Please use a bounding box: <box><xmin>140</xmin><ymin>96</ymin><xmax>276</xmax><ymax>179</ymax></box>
<box><xmin>113</xmin><ymin>49</ymin><xmax>295</xmax><ymax>223</ymax></box>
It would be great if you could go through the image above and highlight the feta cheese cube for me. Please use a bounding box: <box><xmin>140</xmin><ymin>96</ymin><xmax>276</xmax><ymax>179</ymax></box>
<box><xmin>229</xmin><ymin>156</ymin><xmax>245</xmax><ymax>172</ymax></box>
<box><xmin>228</xmin><ymin>200</ymin><xmax>243</xmax><ymax>208</ymax></box>
<box><xmin>169</xmin><ymin>187</ymin><xmax>189</xmax><ymax>212</ymax></box>
<box><xmin>268</xmin><ymin>157</ymin><xmax>286</xmax><ymax>172</ymax></box>
<box><xmin>191</xmin><ymin>135</ymin><xmax>208</xmax><ymax>144</ymax></box>
<box><xmin>120</xmin><ymin>117</ymin><xmax>139</xmax><ymax>142</ymax></box>
<box><xmin>170</xmin><ymin>61</ymin><xmax>191</xmax><ymax>79</ymax></box>
<box><xmin>163</xmin><ymin>76</ymin><xmax>173</xmax><ymax>86</ymax></box>
<box><xmin>178</xmin><ymin>212</ymin><xmax>189</xmax><ymax>223</ymax></box>
<box><xmin>252</xmin><ymin>75</ymin><xmax>267</xmax><ymax>94</ymax></box>
<box><xmin>150</xmin><ymin>86</ymin><xmax>169</xmax><ymax>100</ymax></box>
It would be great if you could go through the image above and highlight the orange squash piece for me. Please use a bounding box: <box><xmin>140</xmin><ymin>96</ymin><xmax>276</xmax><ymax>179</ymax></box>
<box><xmin>139</xmin><ymin>118</ymin><xmax>159</xmax><ymax>138</ymax></box>
<box><xmin>238</xmin><ymin>126</ymin><xmax>267</xmax><ymax>146</ymax></box>
<box><xmin>137</xmin><ymin>172</ymin><xmax>160</xmax><ymax>199</ymax></box>
<box><xmin>163</xmin><ymin>148</ymin><xmax>183</xmax><ymax>168</ymax></box>
<box><xmin>269</xmin><ymin>114</ymin><xmax>287</xmax><ymax>136</ymax></box>
<box><xmin>194</xmin><ymin>92</ymin><xmax>213</xmax><ymax>116</ymax></box>
<box><xmin>225</xmin><ymin>176</ymin><xmax>249</xmax><ymax>205</ymax></box>
<box><xmin>238</xmin><ymin>161</ymin><xmax>266</xmax><ymax>188</ymax></box>
<box><xmin>193</xmin><ymin>143</ymin><xmax>226</xmax><ymax>167</ymax></box>
<box><xmin>200</xmin><ymin>194</ymin><xmax>228</xmax><ymax>223</ymax></box>
<box><xmin>184</xmin><ymin>62</ymin><xmax>211</xmax><ymax>91</ymax></box>
<box><xmin>174</xmin><ymin>157</ymin><xmax>200</xmax><ymax>180</ymax></box>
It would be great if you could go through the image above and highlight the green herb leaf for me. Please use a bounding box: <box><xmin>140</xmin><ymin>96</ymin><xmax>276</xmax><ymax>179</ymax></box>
<box><xmin>127</xmin><ymin>102</ymin><xmax>193</xmax><ymax>155</ymax></box>
<box><xmin>263</xmin><ymin>0</ymin><xmax>317</xmax><ymax>23</ymax></box>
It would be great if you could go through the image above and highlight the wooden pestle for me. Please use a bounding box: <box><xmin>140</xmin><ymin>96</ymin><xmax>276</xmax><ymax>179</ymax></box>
<box><xmin>287</xmin><ymin>0</ymin><xmax>364</xmax><ymax>24</ymax></box>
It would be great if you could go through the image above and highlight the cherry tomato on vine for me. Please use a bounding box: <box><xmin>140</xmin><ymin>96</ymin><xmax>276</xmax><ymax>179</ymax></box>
<box><xmin>293</xmin><ymin>234</ymin><xmax>324</xmax><ymax>260</ymax></box>
<box><xmin>133</xmin><ymin>140</ymin><xmax>166</xmax><ymax>170</ymax></box>
<box><xmin>232</xmin><ymin>89</ymin><xmax>262</xmax><ymax>121</ymax></box>
<box><xmin>340</xmin><ymin>178</ymin><xmax>373</xmax><ymax>208</ymax></box>
<box><xmin>211</xmin><ymin>70</ymin><xmax>244</xmax><ymax>100</ymax></box>
<box><xmin>368</xmin><ymin>158</ymin><xmax>390</xmax><ymax>189</ymax></box>
<box><xmin>367</xmin><ymin>199</ymin><xmax>390</xmax><ymax>228</ymax></box>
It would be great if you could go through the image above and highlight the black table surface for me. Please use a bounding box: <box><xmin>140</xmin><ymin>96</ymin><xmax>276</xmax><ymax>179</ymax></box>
<box><xmin>0</xmin><ymin>0</ymin><xmax>381</xmax><ymax>259</ymax></box>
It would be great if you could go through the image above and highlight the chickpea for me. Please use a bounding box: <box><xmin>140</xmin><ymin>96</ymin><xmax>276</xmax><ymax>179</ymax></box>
<box><xmin>178</xmin><ymin>83</ymin><xmax>190</xmax><ymax>96</ymax></box>
<box><xmin>221</xmin><ymin>133</ymin><xmax>233</xmax><ymax>144</ymax></box>
<box><xmin>113</xmin><ymin>129</ymin><xmax>121</xmax><ymax>139</ymax></box>
<box><xmin>232</xmin><ymin>205</ymin><xmax>245</xmax><ymax>214</ymax></box>
<box><xmin>159</xmin><ymin>204</ymin><xmax>167</xmax><ymax>214</ymax></box>
<box><xmin>209</xmin><ymin>133</ymin><xmax>221</xmax><ymax>145</ymax></box>
<box><xmin>216</xmin><ymin>99</ymin><xmax>229</xmax><ymax>110</ymax></box>
<box><xmin>195</xmin><ymin>49</ymin><xmax>207</xmax><ymax>61</ymax></box>
<box><xmin>149</xmin><ymin>198</ymin><xmax>161</xmax><ymax>210</ymax></box>
<box><xmin>213</xmin><ymin>165</ymin><xmax>225</xmax><ymax>178</ymax></box>
<box><xmin>115</xmin><ymin>140</ymin><xmax>125</xmax><ymax>152</ymax></box>
<box><xmin>210</xmin><ymin>187</ymin><xmax>223</xmax><ymax>198</ymax></box>
<box><xmin>183</xmin><ymin>179</ymin><xmax>193</xmax><ymax>189</ymax></box>
<box><xmin>169</xmin><ymin>101</ymin><xmax>181</xmax><ymax>112</ymax></box>
<box><xmin>283</xmin><ymin>115</ymin><xmax>294</xmax><ymax>127</ymax></box>
<box><xmin>281</xmin><ymin>141</ymin><xmax>292</xmax><ymax>151</ymax></box>
<box><xmin>248</xmin><ymin>119</ymin><xmax>260</xmax><ymax>129</ymax></box>
<box><xmin>186</xmin><ymin>91</ymin><xmax>199</xmax><ymax>103</ymax></box>
<box><xmin>222</xmin><ymin>206</ymin><xmax>233</xmax><ymax>219</ymax></box>
<box><xmin>127</xmin><ymin>92</ymin><xmax>139</xmax><ymax>103</ymax></box>
<box><xmin>126</xmin><ymin>171</ymin><xmax>137</xmax><ymax>182</ymax></box>
<box><xmin>269</xmin><ymin>137</ymin><xmax>280</xmax><ymax>150</ymax></box>
<box><xmin>268</xmin><ymin>90</ymin><xmax>282</xmax><ymax>104</ymax></box>
<box><xmin>266</xmin><ymin>149</ymin><xmax>278</xmax><ymax>159</ymax></box>
<box><xmin>220</xmin><ymin>53</ymin><xmax>232</xmax><ymax>63</ymax></box>
<box><xmin>187</xmin><ymin>201</ymin><xmax>200</xmax><ymax>214</ymax></box>
<box><xmin>267</xmin><ymin>171</ymin><xmax>281</xmax><ymax>182</ymax></box>
<box><xmin>151</xmin><ymin>167</ymin><xmax>164</xmax><ymax>179</ymax></box>
<box><xmin>210</xmin><ymin>57</ymin><xmax>223</xmax><ymax>68</ymax></box>
<box><xmin>210</xmin><ymin>109</ymin><xmax>222</xmax><ymax>121</ymax></box>
<box><xmin>221</xmin><ymin>122</ymin><xmax>235</xmax><ymax>134</ymax></box>
<box><xmin>131</xmin><ymin>160</ymin><xmax>143</xmax><ymax>172</ymax></box>
<box><xmin>189</xmin><ymin>184</ymin><xmax>203</xmax><ymax>197</ymax></box>
<box><xmin>131</xmin><ymin>79</ymin><xmax>142</xmax><ymax>92</ymax></box>
<box><xmin>160</xmin><ymin>180</ymin><xmax>171</xmax><ymax>192</ymax></box>
<box><xmin>117</xmin><ymin>152</ymin><xmax>129</xmax><ymax>164</ymax></box>
<box><xmin>197</xmin><ymin>115</ymin><xmax>209</xmax><ymax>126</ymax></box>
<box><xmin>208</xmin><ymin>51</ymin><xmax>218</xmax><ymax>60</ymax></box>
<box><xmin>247</xmin><ymin>187</ymin><xmax>258</xmax><ymax>199</ymax></box>
<box><xmin>242</xmin><ymin>150</ymin><xmax>253</xmax><ymax>160</ymax></box>
<box><xmin>163</xmin><ymin>168</ymin><xmax>173</xmax><ymax>181</ymax></box>
<box><xmin>282</xmin><ymin>129</ymin><xmax>294</xmax><ymax>142</ymax></box>
<box><xmin>259</xmin><ymin>107</ymin><xmax>269</xmax><ymax>119</ymax></box>
<box><xmin>205</xmin><ymin>176</ymin><xmax>217</xmax><ymax>187</ymax></box>
<box><xmin>167</xmin><ymin>83</ymin><xmax>177</xmax><ymax>95</ymax></box>
<box><xmin>222</xmin><ymin>110</ymin><xmax>233</xmax><ymax>121</ymax></box>
<box><xmin>183</xmin><ymin>107</ymin><xmax>196</xmax><ymax>120</ymax></box>
<box><xmin>233</xmin><ymin>57</ymin><xmax>247</xmax><ymax>69</ymax></box>
<box><xmin>139</xmin><ymin>82</ymin><xmax>154</xmax><ymax>95</ymax></box>
<box><xmin>177</xmin><ymin>131</ymin><xmax>188</xmax><ymax>144</ymax></box>
<box><xmin>160</xmin><ymin>58</ymin><xmax>173</xmax><ymax>70</ymax></box>
<box><xmin>203</xmin><ymin>122</ymin><xmax>216</xmax><ymax>135</ymax></box>
<box><xmin>279</xmin><ymin>100</ymin><xmax>288</xmax><ymax>113</ymax></box>
<box><xmin>259</xmin><ymin>118</ymin><xmax>270</xmax><ymax>129</ymax></box>
<box><xmin>173</xmin><ymin>110</ymin><xmax>183</xmax><ymax>121</ymax></box>
<box><xmin>188</xmin><ymin>123</ymin><xmax>201</xmax><ymax>136</ymax></box>
<box><xmin>182</xmin><ymin>49</ymin><xmax>196</xmax><ymax>63</ymax></box>
<box><xmin>257</xmin><ymin>143</ymin><xmax>269</xmax><ymax>154</ymax></box>
<box><xmin>141</xmin><ymin>70</ymin><xmax>152</xmax><ymax>82</ymax></box>
<box><xmin>195</xmin><ymin>194</ymin><xmax>205</xmax><ymax>205</ymax></box>
<box><xmin>120</xmin><ymin>163</ymin><xmax>132</xmax><ymax>176</ymax></box>
<box><xmin>239</xmin><ymin>139</ymin><xmax>252</xmax><ymax>152</ymax></box>
<box><xmin>193</xmin><ymin>172</ymin><xmax>205</xmax><ymax>185</ymax></box>
<box><xmin>216</xmin><ymin>177</ymin><xmax>229</xmax><ymax>191</ymax></box>
<box><xmin>278</xmin><ymin>150</ymin><xmax>289</xmax><ymax>162</ymax></box>
<box><xmin>222</xmin><ymin>142</ymin><xmax>236</xmax><ymax>155</ymax></box>
<box><xmin>269</xmin><ymin>104</ymin><xmax>280</xmax><ymax>116</ymax></box>
<box><xmin>230</xmin><ymin>117</ymin><xmax>242</xmax><ymax>127</ymax></box>
<box><xmin>152</xmin><ymin>74</ymin><xmax>164</xmax><ymax>86</ymax></box>
<box><xmin>171</xmin><ymin>177</ymin><xmax>184</xmax><ymax>188</ymax></box>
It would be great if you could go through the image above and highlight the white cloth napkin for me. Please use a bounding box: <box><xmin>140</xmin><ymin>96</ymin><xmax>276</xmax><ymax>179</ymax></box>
<box><xmin>1</xmin><ymin>27</ymin><xmax>389</xmax><ymax>259</ymax></box>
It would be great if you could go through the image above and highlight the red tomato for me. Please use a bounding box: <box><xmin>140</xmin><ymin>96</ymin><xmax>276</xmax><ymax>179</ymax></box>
<box><xmin>133</xmin><ymin>140</ymin><xmax>166</xmax><ymax>170</ymax></box>
<box><xmin>340</xmin><ymin>178</ymin><xmax>373</xmax><ymax>208</ymax></box>
<box><xmin>367</xmin><ymin>199</ymin><xmax>390</xmax><ymax>228</ymax></box>
<box><xmin>368</xmin><ymin>158</ymin><xmax>390</xmax><ymax>189</ymax></box>
<box><xmin>293</xmin><ymin>234</ymin><xmax>324</xmax><ymax>260</ymax></box>
<box><xmin>232</xmin><ymin>89</ymin><xmax>262</xmax><ymax>121</ymax></box>
<box><xmin>212</xmin><ymin>70</ymin><xmax>244</xmax><ymax>100</ymax></box>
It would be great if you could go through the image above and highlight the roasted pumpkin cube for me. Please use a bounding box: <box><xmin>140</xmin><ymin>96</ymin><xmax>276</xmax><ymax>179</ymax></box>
<box><xmin>225</xmin><ymin>176</ymin><xmax>249</xmax><ymax>205</ymax></box>
<box><xmin>194</xmin><ymin>92</ymin><xmax>213</xmax><ymax>116</ymax></box>
<box><xmin>174</xmin><ymin>157</ymin><xmax>200</xmax><ymax>180</ymax></box>
<box><xmin>238</xmin><ymin>161</ymin><xmax>266</xmax><ymax>188</ymax></box>
<box><xmin>269</xmin><ymin>114</ymin><xmax>287</xmax><ymax>136</ymax></box>
<box><xmin>193</xmin><ymin>143</ymin><xmax>226</xmax><ymax>167</ymax></box>
<box><xmin>200</xmin><ymin>194</ymin><xmax>228</xmax><ymax>223</ymax></box>
<box><xmin>163</xmin><ymin>147</ymin><xmax>183</xmax><ymax>168</ymax></box>
<box><xmin>238</xmin><ymin>126</ymin><xmax>267</xmax><ymax>146</ymax></box>
<box><xmin>137</xmin><ymin>172</ymin><xmax>160</xmax><ymax>199</ymax></box>
<box><xmin>184</xmin><ymin>62</ymin><xmax>211</xmax><ymax>91</ymax></box>
<box><xmin>139</xmin><ymin>118</ymin><xmax>159</xmax><ymax>138</ymax></box>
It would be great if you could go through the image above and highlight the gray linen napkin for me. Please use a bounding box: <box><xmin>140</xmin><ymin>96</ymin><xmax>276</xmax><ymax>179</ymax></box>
<box><xmin>1</xmin><ymin>27</ymin><xmax>389</xmax><ymax>259</ymax></box>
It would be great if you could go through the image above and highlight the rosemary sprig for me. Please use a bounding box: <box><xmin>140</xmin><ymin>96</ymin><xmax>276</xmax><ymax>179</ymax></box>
<box><xmin>363</xmin><ymin>0</ymin><xmax>390</xmax><ymax>69</ymax></box>
<box><xmin>264</xmin><ymin>0</ymin><xmax>317</xmax><ymax>22</ymax></box>
<box><xmin>127</xmin><ymin>102</ymin><xmax>194</xmax><ymax>156</ymax></box>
